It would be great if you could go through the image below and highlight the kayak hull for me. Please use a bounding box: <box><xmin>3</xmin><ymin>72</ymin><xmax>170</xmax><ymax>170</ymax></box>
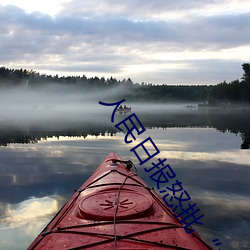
<box><xmin>28</xmin><ymin>152</ymin><xmax>212</xmax><ymax>249</ymax></box>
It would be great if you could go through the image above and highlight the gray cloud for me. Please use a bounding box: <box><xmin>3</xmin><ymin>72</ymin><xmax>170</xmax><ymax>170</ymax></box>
<box><xmin>185</xmin><ymin>13</ymin><xmax>250</xmax><ymax>49</ymax></box>
<box><xmin>1</xmin><ymin>4</ymin><xmax>249</xmax><ymax>48</ymax></box>
<box><xmin>0</xmin><ymin>2</ymin><xmax>249</xmax><ymax>84</ymax></box>
<box><xmin>59</xmin><ymin>0</ymin><xmax>217</xmax><ymax>18</ymax></box>
<box><xmin>40</xmin><ymin>64</ymin><xmax>121</xmax><ymax>74</ymax></box>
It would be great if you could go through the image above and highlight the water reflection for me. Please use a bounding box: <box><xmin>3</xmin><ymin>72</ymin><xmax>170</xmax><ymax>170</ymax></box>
<box><xmin>0</xmin><ymin>108</ymin><xmax>250</xmax><ymax>249</ymax></box>
<box><xmin>0</xmin><ymin>108</ymin><xmax>250</xmax><ymax>149</ymax></box>
<box><xmin>0</xmin><ymin>196</ymin><xmax>62</xmax><ymax>250</ymax></box>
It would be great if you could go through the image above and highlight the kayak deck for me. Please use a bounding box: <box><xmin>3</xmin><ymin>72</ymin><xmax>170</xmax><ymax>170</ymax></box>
<box><xmin>28</xmin><ymin>152</ymin><xmax>213</xmax><ymax>249</ymax></box>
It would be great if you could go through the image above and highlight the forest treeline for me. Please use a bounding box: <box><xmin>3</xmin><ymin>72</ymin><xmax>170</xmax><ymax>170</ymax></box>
<box><xmin>0</xmin><ymin>63</ymin><xmax>250</xmax><ymax>104</ymax></box>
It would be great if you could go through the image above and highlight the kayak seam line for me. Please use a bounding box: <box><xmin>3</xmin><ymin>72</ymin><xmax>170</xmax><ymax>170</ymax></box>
<box><xmin>39</xmin><ymin>191</ymin><xmax>82</xmax><ymax>239</ymax></box>
<box><xmin>147</xmin><ymin>190</ymin><xmax>213</xmax><ymax>249</ymax></box>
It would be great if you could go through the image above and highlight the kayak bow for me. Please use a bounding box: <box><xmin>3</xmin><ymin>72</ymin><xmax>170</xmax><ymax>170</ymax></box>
<box><xmin>28</xmin><ymin>152</ymin><xmax>213</xmax><ymax>249</ymax></box>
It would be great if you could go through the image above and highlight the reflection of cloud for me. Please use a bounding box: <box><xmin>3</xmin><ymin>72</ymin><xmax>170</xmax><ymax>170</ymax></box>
<box><xmin>194</xmin><ymin>191</ymin><xmax>250</xmax><ymax>215</ymax></box>
<box><xmin>196</xmin><ymin>192</ymin><xmax>250</xmax><ymax>249</ymax></box>
<box><xmin>0</xmin><ymin>202</ymin><xmax>7</xmax><ymax>218</ymax></box>
<box><xmin>0</xmin><ymin>196</ymin><xmax>59</xmax><ymax>232</ymax></box>
<box><xmin>156</xmin><ymin>189</ymin><xmax>250</xmax><ymax>219</ymax></box>
<box><xmin>159</xmin><ymin>150</ymin><xmax>250</xmax><ymax>166</ymax></box>
<box><xmin>0</xmin><ymin>196</ymin><xmax>61</xmax><ymax>250</ymax></box>
<box><xmin>155</xmin><ymin>188</ymin><xmax>250</xmax><ymax>249</ymax></box>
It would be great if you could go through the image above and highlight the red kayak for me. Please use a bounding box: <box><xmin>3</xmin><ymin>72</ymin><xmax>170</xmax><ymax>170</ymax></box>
<box><xmin>28</xmin><ymin>152</ymin><xmax>213</xmax><ymax>249</ymax></box>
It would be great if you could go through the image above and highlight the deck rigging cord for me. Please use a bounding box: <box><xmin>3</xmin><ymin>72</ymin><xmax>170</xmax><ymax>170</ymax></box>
<box><xmin>112</xmin><ymin>159</ymin><xmax>137</xmax><ymax>250</ymax></box>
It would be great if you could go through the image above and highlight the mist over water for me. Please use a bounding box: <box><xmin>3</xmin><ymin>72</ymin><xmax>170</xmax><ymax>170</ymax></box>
<box><xmin>0</xmin><ymin>84</ymin><xmax>198</xmax><ymax>125</ymax></box>
<box><xmin>0</xmin><ymin>85</ymin><xmax>104</xmax><ymax>121</ymax></box>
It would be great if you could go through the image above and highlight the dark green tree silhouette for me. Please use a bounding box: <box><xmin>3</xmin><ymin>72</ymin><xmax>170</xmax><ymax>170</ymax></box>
<box><xmin>242</xmin><ymin>63</ymin><xmax>250</xmax><ymax>82</ymax></box>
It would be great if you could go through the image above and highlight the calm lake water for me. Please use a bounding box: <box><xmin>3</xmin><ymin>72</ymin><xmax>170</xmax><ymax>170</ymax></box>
<box><xmin>0</xmin><ymin>104</ymin><xmax>250</xmax><ymax>249</ymax></box>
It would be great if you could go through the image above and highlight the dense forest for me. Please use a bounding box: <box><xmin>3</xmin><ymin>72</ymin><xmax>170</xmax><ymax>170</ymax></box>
<box><xmin>0</xmin><ymin>63</ymin><xmax>250</xmax><ymax>104</ymax></box>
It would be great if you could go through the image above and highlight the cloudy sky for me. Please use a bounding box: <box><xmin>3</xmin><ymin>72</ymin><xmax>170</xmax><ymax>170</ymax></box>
<box><xmin>0</xmin><ymin>0</ymin><xmax>250</xmax><ymax>85</ymax></box>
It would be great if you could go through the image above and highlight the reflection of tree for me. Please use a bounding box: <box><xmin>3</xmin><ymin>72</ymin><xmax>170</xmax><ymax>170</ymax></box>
<box><xmin>241</xmin><ymin>133</ymin><xmax>250</xmax><ymax>149</ymax></box>
<box><xmin>0</xmin><ymin>110</ymin><xmax>250</xmax><ymax>149</ymax></box>
<box><xmin>140</xmin><ymin>109</ymin><xmax>250</xmax><ymax>149</ymax></box>
<box><xmin>136</xmin><ymin>109</ymin><xmax>250</xmax><ymax>149</ymax></box>
<box><xmin>0</xmin><ymin>132</ymin><xmax>38</xmax><ymax>146</ymax></box>
<box><xmin>0</xmin><ymin>123</ymin><xmax>118</xmax><ymax>146</ymax></box>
